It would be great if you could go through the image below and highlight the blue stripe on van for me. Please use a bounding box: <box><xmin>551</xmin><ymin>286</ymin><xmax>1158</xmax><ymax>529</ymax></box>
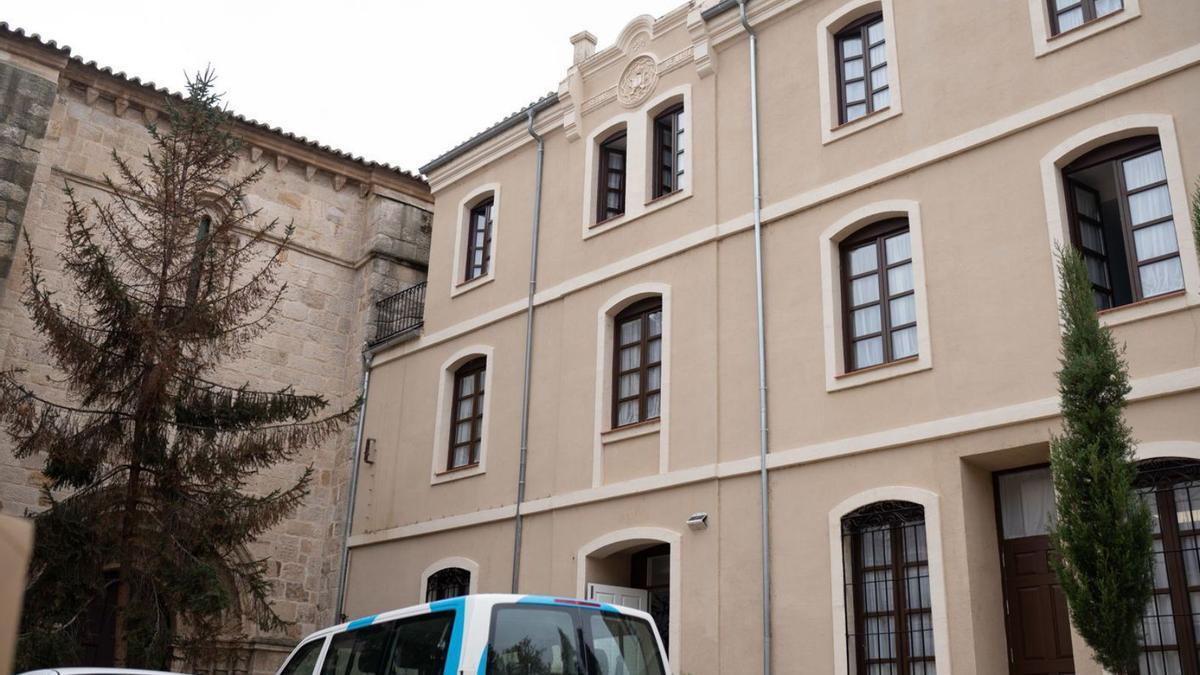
<box><xmin>345</xmin><ymin>614</ymin><xmax>377</xmax><ymax>631</ymax></box>
<box><xmin>429</xmin><ymin>597</ymin><xmax>466</xmax><ymax>675</ymax></box>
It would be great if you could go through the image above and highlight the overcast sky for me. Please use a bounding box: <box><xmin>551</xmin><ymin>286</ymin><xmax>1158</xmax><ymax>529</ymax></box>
<box><xmin>5</xmin><ymin>0</ymin><xmax>684</xmax><ymax>172</ymax></box>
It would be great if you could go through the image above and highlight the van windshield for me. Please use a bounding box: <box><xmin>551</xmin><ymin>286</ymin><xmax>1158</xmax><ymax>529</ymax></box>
<box><xmin>487</xmin><ymin>604</ymin><xmax>666</xmax><ymax>675</ymax></box>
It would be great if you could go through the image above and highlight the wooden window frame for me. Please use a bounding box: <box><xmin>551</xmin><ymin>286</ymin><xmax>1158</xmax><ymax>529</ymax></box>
<box><xmin>464</xmin><ymin>198</ymin><xmax>494</xmax><ymax>282</ymax></box>
<box><xmin>1047</xmin><ymin>0</ymin><xmax>1124</xmax><ymax>36</ymax></box>
<box><xmin>834</xmin><ymin>13</ymin><xmax>889</xmax><ymax>126</ymax></box>
<box><xmin>652</xmin><ymin>104</ymin><xmax>685</xmax><ymax>199</ymax></box>
<box><xmin>448</xmin><ymin>357</ymin><xmax>486</xmax><ymax>470</ymax></box>
<box><xmin>1063</xmin><ymin>135</ymin><xmax>1181</xmax><ymax>310</ymax></box>
<box><xmin>843</xmin><ymin>502</ymin><xmax>935</xmax><ymax>674</ymax></box>
<box><xmin>612</xmin><ymin>298</ymin><xmax>663</xmax><ymax>429</ymax></box>
<box><xmin>839</xmin><ymin>219</ymin><xmax>915</xmax><ymax>372</ymax></box>
<box><xmin>597</xmin><ymin>131</ymin><xmax>628</xmax><ymax>224</ymax></box>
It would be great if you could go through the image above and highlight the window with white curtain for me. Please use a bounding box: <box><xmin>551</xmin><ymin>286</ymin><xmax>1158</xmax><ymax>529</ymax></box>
<box><xmin>1063</xmin><ymin>136</ymin><xmax>1183</xmax><ymax>311</ymax></box>
<box><xmin>1047</xmin><ymin>0</ymin><xmax>1123</xmax><ymax>35</ymax></box>
<box><xmin>839</xmin><ymin>219</ymin><xmax>917</xmax><ymax>372</ymax></box>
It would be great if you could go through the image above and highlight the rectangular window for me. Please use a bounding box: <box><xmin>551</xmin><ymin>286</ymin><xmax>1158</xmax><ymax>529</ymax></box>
<box><xmin>840</xmin><ymin>220</ymin><xmax>915</xmax><ymax>371</ymax></box>
<box><xmin>465</xmin><ymin>198</ymin><xmax>493</xmax><ymax>282</ymax></box>
<box><xmin>449</xmin><ymin>358</ymin><xmax>486</xmax><ymax>470</ymax></box>
<box><xmin>652</xmin><ymin>105</ymin><xmax>684</xmax><ymax>199</ymax></box>
<box><xmin>613</xmin><ymin>299</ymin><xmax>663</xmax><ymax>428</ymax></box>
<box><xmin>836</xmin><ymin>14</ymin><xmax>889</xmax><ymax>125</ymax></box>
<box><xmin>1048</xmin><ymin>0</ymin><xmax>1123</xmax><ymax>35</ymax></box>
<box><xmin>598</xmin><ymin>131</ymin><xmax>627</xmax><ymax>223</ymax></box>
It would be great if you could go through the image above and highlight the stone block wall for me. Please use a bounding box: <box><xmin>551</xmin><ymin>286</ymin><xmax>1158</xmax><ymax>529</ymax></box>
<box><xmin>0</xmin><ymin>60</ymin><xmax>55</xmax><ymax>282</ymax></box>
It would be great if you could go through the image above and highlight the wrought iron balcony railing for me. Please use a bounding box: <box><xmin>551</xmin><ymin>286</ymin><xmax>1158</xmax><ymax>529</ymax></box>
<box><xmin>370</xmin><ymin>281</ymin><xmax>425</xmax><ymax>346</ymax></box>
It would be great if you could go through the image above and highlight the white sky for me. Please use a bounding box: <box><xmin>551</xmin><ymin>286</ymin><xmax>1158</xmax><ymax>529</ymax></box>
<box><xmin>5</xmin><ymin>0</ymin><xmax>685</xmax><ymax>172</ymax></box>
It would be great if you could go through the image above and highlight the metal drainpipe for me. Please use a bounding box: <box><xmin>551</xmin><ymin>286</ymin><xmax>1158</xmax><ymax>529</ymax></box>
<box><xmin>511</xmin><ymin>106</ymin><xmax>545</xmax><ymax>593</ymax></box>
<box><xmin>335</xmin><ymin>349</ymin><xmax>372</xmax><ymax>622</ymax></box>
<box><xmin>737</xmin><ymin>2</ymin><xmax>772</xmax><ymax>675</ymax></box>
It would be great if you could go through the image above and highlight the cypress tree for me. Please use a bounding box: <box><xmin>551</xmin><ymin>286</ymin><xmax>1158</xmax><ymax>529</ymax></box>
<box><xmin>0</xmin><ymin>71</ymin><xmax>357</xmax><ymax>669</ymax></box>
<box><xmin>1048</xmin><ymin>246</ymin><xmax>1153</xmax><ymax>674</ymax></box>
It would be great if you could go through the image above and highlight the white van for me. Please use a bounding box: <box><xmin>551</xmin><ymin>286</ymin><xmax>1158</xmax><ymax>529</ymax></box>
<box><xmin>277</xmin><ymin>594</ymin><xmax>670</xmax><ymax>675</ymax></box>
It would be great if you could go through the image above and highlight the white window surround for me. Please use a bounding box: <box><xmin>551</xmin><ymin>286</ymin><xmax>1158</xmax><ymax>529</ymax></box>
<box><xmin>828</xmin><ymin>486</ymin><xmax>952</xmax><ymax>675</ymax></box>
<box><xmin>430</xmin><ymin>345</ymin><xmax>494</xmax><ymax>485</ymax></box>
<box><xmin>1040</xmin><ymin>114</ymin><xmax>1200</xmax><ymax>328</ymax></box>
<box><xmin>592</xmin><ymin>284</ymin><xmax>671</xmax><ymax>488</ymax></box>
<box><xmin>576</xmin><ymin>527</ymin><xmax>682</xmax><ymax>671</ymax></box>
<box><xmin>817</xmin><ymin>0</ymin><xmax>904</xmax><ymax>145</ymax></box>
<box><xmin>417</xmin><ymin>556</ymin><xmax>480</xmax><ymax>603</ymax></box>
<box><xmin>450</xmin><ymin>184</ymin><xmax>501</xmax><ymax>298</ymax></box>
<box><xmin>819</xmin><ymin>200</ymin><xmax>933</xmax><ymax>392</ymax></box>
<box><xmin>1027</xmin><ymin>0</ymin><xmax>1141</xmax><ymax>58</ymax></box>
<box><xmin>582</xmin><ymin>85</ymin><xmax>694</xmax><ymax>240</ymax></box>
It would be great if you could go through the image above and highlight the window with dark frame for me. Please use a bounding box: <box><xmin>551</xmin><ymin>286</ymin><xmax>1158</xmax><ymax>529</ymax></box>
<box><xmin>425</xmin><ymin>567</ymin><xmax>471</xmax><ymax>603</ymax></box>
<box><xmin>652</xmin><ymin>104</ymin><xmax>685</xmax><ymax>199</ymax></box>
<box><xmin>1047</xmin><ymin>0</ymin><xmax>1123</xmax><ymax>35</ymax></box>
<box><xmin>841</xmin><ymin>501</ymin><xmax>935</xmax><ymax>675</ymax></box>
<box><xmin>1063</xmin><ymin>135</ymin><xmax>1183</xmax><ymax>311</ymax></box>
<box><xmin>1135</xmin><ymin>460</ymin><xmax>1200</xmax><ymax>675</ymax></box>
<box><xmin>597</xmin><ymin>130</ymin><xmax>627</xmax><ymax>223</ymax></box>
<box><xmin>840</xmin><ymin>219</ymin><xmax>916</xmax><ymax>372</ymax></box>
<box><xmin>612</xmin><ymin>298</ymin><xmax>663</xmax><ymax>428</ymax></box>
<box><xmin>448</xmin><ymin>357</ymin><xmax>486</xmax><ymax>470</ymax></box>
<box><xmin>465</xmin><ymin>198</ymin><xmax>494</xmax><ymax>282</ymax></box>
<box><xmin>835</xmin><ymin>13</ymin><xmax>890</xmax><ymax>125</ymax></box>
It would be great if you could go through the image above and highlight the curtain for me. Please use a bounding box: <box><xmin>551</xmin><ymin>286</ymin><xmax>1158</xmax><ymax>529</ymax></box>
<box><xmin>998</xmin><ymin>468</ymin><xmax>1055</xmax><ymax>539</ymax></box>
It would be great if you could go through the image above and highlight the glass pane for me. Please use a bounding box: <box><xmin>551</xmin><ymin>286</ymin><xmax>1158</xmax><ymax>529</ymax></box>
<box><xmin>1140</xmin><ymin>592</ymin><xmax>1177</xmax><ymax>647</ymax></box>
<box><xmin>1080</xmin><ymin>222</ymin><xmax>1106</xmax><ymax>253</ymax></box>
<box><xmin>1054</xmin><ymin>0</ymin><xmax>1078</xmax><ymax>10</ymax></box>
<box><xmin>864</xmin><ymin>616</ymin><xmax>896</xmax><ymax>659</ymax></box>
<box><xmin>606</xmin><ymin>193</ymin><xmax>621</xmax><ymax>211</ymax></box>
<box><xmin>620</xmin><ymin>346</ymin><xmax>641</xmax><ymax>371</ymax></box>
<box><xmin>460</xmin><ymin>374</ymin><xmax>474</xmax><ymax>396</ymax></box>
<box><xmin>890</xmin><ymin>294</ymin><xmax>916</xmax><ymax>325</ymax></box>
<box><xmin>457</xmin><ymin>399</ymin><xmax>474</xmax><ymax>420</ymax></box>
<box><xmin>646</xmin><ymin>392</ymin><xmax>660</xmax><ymax>419</ymax></box>
<box><xmin>846</xmin><ymin>104</ymin><xmax>867</xmax><ymax>121</ymax></box>
<box><xmin>1151</xmin><ymin>539</ymin><xmax>1169</xmax><ymax>587</ymax></box>
<box><xmin>586</xmin><ymin>614</ymin><xmax>667</xmax><ymax>675</ymax></box>
<box><xmin>870</xmin><ymin>66</ymin><xmax>888</xmax><ymax>91</ymax></box>
<box><xmin>647</xmin><ymin>365</ymin><xmax>661</xmax><ymax>391</ymax></box>
<box><xmin>872</xmin><ymin>89</ymin><xmax>891</xmax><ymax>111</ymax></box>
<box><xmin>1074</xmin><ymin>186</ymin><xmax>1100</xmax><ymax>220</ymax></box>
<box><xmin>611</xmin><ymin>153</ymin><xmax>625</xmax><ymax>170</ymax></box>
<box><xmin>869</xmin><ymin>44</ymin><xmax>887</xmax><ymax>67</ymax></box>
<box><xmin>891</xmin><ymin>326</ymin><xmax>918</xmax><ymax>359</ymax></box>
<box><xmin>849</xmin><ymin>243</ymin><xmax>878</xmax><ymax>274</ymax></box>
<box><xmin>618</xmin><ymin>401</ymin><xmax>640</xmax><ymax>426</ymax></box>
<box><xmin>473</xmin><ymin>250</ymin><xmax>484</xmax><ymax>266</ymax></box>
<box><xmin>904</xmin><ymin>522</ymin><xmax>928</xmax><ymax>562</ymax></box>
<box><xmin>888</xmin><ymin>263</ymin><xmax>914</xmax><ymax>294</ymax></box>
<box><xmin>391</xmin><ymin>613</ymin><xmax>454</xmax><ymax>673</ymax></box>
<box><xmin>907</xmin><ymin>611</ymin><xmax>934</xmax><ymax>658</ymax></box>
<box><xmin>1138</xmin><ymin>650</ymin><xmax>1182</xmax><ymax>675</ymax></box>
<box><xmin>648</xmin><ymin>310</ymin><xmax>662</xmax><ymax>336</ymax></box>
<box><xmin>456</xmin><ymin>421</ymin><xmax>472</xmax><ymax>444</ymax></box>
<box><xmin>280</xmin><ymin>640</ymin><xmax>324</xmax><ymax>675</ymax></box>
<box><xmin>619</xmin><ymin>373</ymin><xmax>640</xmax><ymax>398</ymax></box>
<box><xmin>854</xmin><ymin>337</ymin><xmax>884</xmax><ymax>369</ymax></box>
<box><xmin>845</xmin><ymin>81</ymin><xmax>866</xmax><ymax>103</ymax></box>
<box><xmin>1085</xmin><ymin>254</ymin><xmax>1111</xmax><ymax>287</ymax></box>
<box><xmin>1127</xmin><ymin>185</ymin><xmax>1172</xmax><ymax>225</ymax></box>
<box><xmin>321</xmin><ymin>623</ymin><xmax>394</xmax><ymax>675</ymax></box>
<box><xmin>1123</xmin><ymin>149</ymin><xmax>1166</xmax><ymax>189</ymax></box>
<box><xmin>1175</xmin><ymin>483</ymin><xmax>1200</xmax><ymax>530</ymax></box>
<box><xmin>1134</xmin><ymin>221</ymin><xmax>1179</xmax><ymax>261</ymax></box>
<box><xmin>608</xmin><ymin>173</ymin><xmax>623</xmax><ymax>190</ymax></box>
<box><xmin>906</xmin><ymin>566</ymin><xmax>932</xmax><ymax>611</ymax></box>
<box><xmin>1182</xmin><ymin>535</ymin><xmax>1200</xmax><ymax>587</ymax></box>
<box><xmin>860</xmin><ymin>526</ymin><xmax>891</xmax><ymax>566</ymax></box>
<box><xmin>1095</xmin><ymin>0</ymin><xmax>1122</xmax><ymax>14</ymax></box>
<box><xmin>885</xmin><ymin>232</ymin><xmax>910</xmax><ymax>263</ymax></box>
<box><xmin>851</xmin><ymin>274</ymin><xmax>881</xmax><ymax>305</ymax></box>
<box><xmin>843</xmin><ymin>57</ymin><xmax>864</xmax><ymax>80</ymax></box>
<box><xmin>1057</xmin><ymin>7</ymin><xmax>1085</xmax><ymax>31</ymax></box>
<box><xmin>488</xmin><ymin>607</ymin><xmax>583</xmax><ymax>675</ymax></box>
<box><xmin>998</xmin><ymin>468</ymin><xmax>1056</xmax><ymax>539</ymax></box>
<box><xmin>842</xmin><ymin>36</ymin><xmax>863</xmax><ymax>58</ymax></box>
<box><xmin>620</xmin><ymin>319</ymin><xmax>641</xmax><ymax>345</ymax></box>
<box><xmin>853</xmin><ymin>306</ymin><xmax>881</xmax><ymax>338</ymax></box>
<box><xmin>647</xmin><ymin>337</ymin><xmax>662</xmax><ymax>364</ymax></box>
<box><xmin>867</xmin><ymin>20</ymin><xmax>885</xmax><ymax>45</ymax></box>
<box><xmin>1139</xmin><ymin>257</ymin><xmax>1184</xmax><ymax>297</ymax></box>
<box><xmin>862</xmin><ymin>570</ymin><xmax>894</xmax><ymax>613</ymax></box>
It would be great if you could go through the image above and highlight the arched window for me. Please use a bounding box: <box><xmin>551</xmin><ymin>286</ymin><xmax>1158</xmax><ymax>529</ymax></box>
<box><xmin>835</xmin><ymin>12</ymin><xmax>889</xmax><ymax>125</ymax></box>
<box><xmin>839</xmin><ymin>218</ymin><xmax>916</xmax><ymax>371</ymax></box>
<box><xmin>1063</xmin><ymin>135</ymin><xmax>1183</xmax><ymax>310</ymax></box>
<box><xmin>597</xmin><ymin>129</ymin><xmax>627</xmax><ymax>223</ymax></box>
<box><xmin>840</xmin><ymin>501</ymin><xmax>934</xmax><ymax>674</ymax></box>
<box><xmin>612</xmin><ymin>298</ymin><xmax>662</xmax><ymax>428</ymax></box>
<box><xmin>465</xmin><ymin>197</ymin><xmax>494</xmax><ymax>282</ymax></box>
<box><xmin>448</xmin><ymin>357</ymin><xmax>486</xmax><ymax>470</ymax></box>
<box><xmin>425</xmin><ymin>567</ymin><xmax>471</xmax><ymax>603</ymax></box>
<box><xmin>1135</xmin><ymin>459</ymin><xmax>1200</xmax><ymax>673</ymax></box>
<box><xmin>651</xmin><ymin>103</ymin><xmax>685</xmax><ymax>199</ymax></box>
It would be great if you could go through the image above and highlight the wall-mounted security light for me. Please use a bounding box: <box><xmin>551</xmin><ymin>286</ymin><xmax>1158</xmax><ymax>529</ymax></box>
<box><xmin>686</xmin><ymin>512</ymin><xmax>709</xmax><ymax>531</ymax></box>
<box><xmin>362</xmin><ymin>438</ymin><xmax>377</xmax><ymax>464</ymax></box>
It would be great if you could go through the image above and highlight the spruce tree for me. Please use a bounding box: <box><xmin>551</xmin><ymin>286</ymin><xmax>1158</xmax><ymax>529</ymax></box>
<box><xmin>0</xmin><ymin>71</ymin><xmax>357</xmax><ymax>669</ymax></box>
<box><xmin>1048</xmin><ymin>246</ymin><xmax>1153</xmax><ymax>674</ymax></box>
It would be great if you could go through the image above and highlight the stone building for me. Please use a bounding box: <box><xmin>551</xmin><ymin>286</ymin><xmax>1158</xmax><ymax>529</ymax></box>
<box><xmin>337</xmin><ymin>0</ymin><xmax>1200</xmax><ymax>674</ymax></box>
<box><xmin>0</xmin><ymin>24</ymin><xmax>431</xmax><ymax>674</ymax></box>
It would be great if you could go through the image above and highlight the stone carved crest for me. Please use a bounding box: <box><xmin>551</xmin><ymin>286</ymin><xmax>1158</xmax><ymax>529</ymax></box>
<box><xmin>617</xmin><ymin>55</ymin><xmax>658</xmax><ymax>108</ymax></box>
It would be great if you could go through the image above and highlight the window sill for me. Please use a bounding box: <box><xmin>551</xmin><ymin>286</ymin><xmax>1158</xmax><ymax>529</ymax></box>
<box><xmin>431</xmin><ymin>462</ymin><xmax>485</xmax><ymax>485</ymax></box>
<box><xmin>450</xmin><ymin>274</ymin><xmax>494</xmax><ymax>298</ymax></box>
<box><xmin>601</xmin><ymin>418</ymin><xmax>661</xmax><ymax>444</ymax></box>
<box><xmin>823</xmin><ymin>106</ymin><xmax>901</xmax><ymax>145</ymax></box>
<box><xmin>1098</xmin><ymin>289</ymin><xmax>1192</xmax><ymax>328</ymax></box>
<box><xmin>584</xmin><ymin>189</ymin><xmax>692</xmax><ymax>241</ymax></box>
<box><xmin>1033</xmin><ymin>4</ymin><xmax>1139</xmax><ymax>57</ymax></box>
<box><xmin>827</xmin><ymin>354</ymin><xmax>930</xmax><ymax>392</ymax></box>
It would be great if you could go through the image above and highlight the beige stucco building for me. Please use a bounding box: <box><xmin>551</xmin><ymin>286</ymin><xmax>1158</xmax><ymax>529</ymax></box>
<box><xmin>343</xmin><ymin>0</ymin><xmax>1200</xmax><ymax>673</ymax></box>
<box><xmin>0</xmin><ymin>25</ymin><xmax>431</xmax><ymax>674</ymax></box>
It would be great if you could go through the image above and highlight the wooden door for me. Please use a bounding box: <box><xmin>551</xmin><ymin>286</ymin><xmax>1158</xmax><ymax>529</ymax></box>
<box><xmin>1001</xmin><ymin>534</ymin><xmax>1075</xmax><ymax>674</ymax></box>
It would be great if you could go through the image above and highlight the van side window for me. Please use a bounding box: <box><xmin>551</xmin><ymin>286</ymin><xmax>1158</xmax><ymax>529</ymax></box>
<box><xmin>280</xmin><ymin>638</ymin><xmax>325</xmax><ymax>675</ymax></box>
<box><xmin>321</xmin><ymin>612</ymin><xmax>455</xmax><ymax>675</ymax></box>
<box><xmin>487</xmin><ymin>606</ymin><xmax>584</xmax><ymax>675</ymax></box>
<box><xmin>587</xmin><ymin>613</ymin><xmax>666</xmax><ymax>675</ymax></box>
